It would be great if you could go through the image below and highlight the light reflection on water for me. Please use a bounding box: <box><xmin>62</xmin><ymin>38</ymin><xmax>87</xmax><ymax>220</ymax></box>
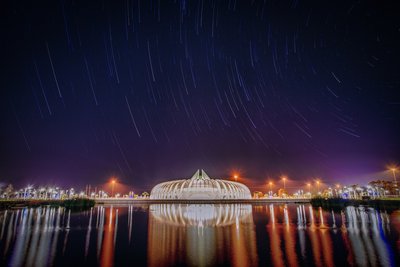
<box><xmin>0</xmin><ymin>204</ymin><xmax>399</xmax><ymax>266</ymax></box>
<box><xmin>148</xmin><ymin>204</ymin><xmax>258</xmax><ymax>267</ymax></box>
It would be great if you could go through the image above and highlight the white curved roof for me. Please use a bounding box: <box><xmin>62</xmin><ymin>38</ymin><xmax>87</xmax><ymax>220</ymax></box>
<box><xmin>150</xmin><ymin>169</ymin><xmax>251</xmax><ymax>200</ymax></box>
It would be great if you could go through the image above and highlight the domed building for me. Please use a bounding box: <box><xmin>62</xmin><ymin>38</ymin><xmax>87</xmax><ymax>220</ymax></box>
<box><xmin>150</xmin><ymin>169</ymin><xmax>252</xmax><ymax>200</ymax></box>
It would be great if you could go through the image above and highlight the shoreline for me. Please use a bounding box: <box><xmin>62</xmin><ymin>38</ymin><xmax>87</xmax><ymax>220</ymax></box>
<box><xmin>2</xmin><ymin>198</ymin><xmax>399</xmax><ymax>210</ymax></box>
<box><xmin>0</xmin><ymin>199</ymin><xmax>95</xmax><ymax>210</ymax></box>
<box><xmin>0</xmin><ymin>198</ymin><xmax>310</xmax><ymax>209</ymax></box>
<box><xmin>310</xmin><ymin>197</ymin><xmax>400</xmax><ymax>211</ymax></box>
<box><xmin>94</xmin><ymin>198</ymin><xmax>311</xmax><ymax>205</ymax></box>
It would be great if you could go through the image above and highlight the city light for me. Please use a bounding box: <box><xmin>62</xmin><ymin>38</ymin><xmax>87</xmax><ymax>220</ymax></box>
<box><xmin>1</xmin><ymin>165</ymin><xmax>400</xmax><ymax>201</ymax></box>
<box><xmin>316</xmin><ymin>179</ymin><xmax>321</xmax><ymax>194</ymax></box>
<box><xmin>281</xmin><ymin>176</ymin><xmax>287</xmax><ymax>189</ymax></box>
<box><xmin>110</xmin><ymin>178</ymin><xmax>117</xmax><ymax>198</ymax></box>
<box><xmin>268</xmin><ymin>181</ymin><xmax>273</xmax><ymax>197</ymax></box>
<box><xmin>389</xmin><ymin>166</ymin><xmax>397</xmax><ymax>182</ymax></box>
<box><xmin>306</xmin><ymin>183</ymin><xmax>311</xmax><ymax>196</ymax></box>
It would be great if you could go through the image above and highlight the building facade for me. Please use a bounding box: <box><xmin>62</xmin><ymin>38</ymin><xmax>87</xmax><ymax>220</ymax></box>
<box><xmin>150</xmin><ymin>169</ymin><xmax>251</xmax><ymax>200</ymax></box>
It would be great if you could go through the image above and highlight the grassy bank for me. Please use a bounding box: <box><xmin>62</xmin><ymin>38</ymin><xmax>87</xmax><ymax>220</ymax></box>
<box><xmin>311</xmin><ymin>197</ymin><xmax>400</xmax><ymax>211</ymax></box>
<box><xmin>0</xmin><ymin>198</ymin><xmax>95</xmax><ymax>210</ymax></box>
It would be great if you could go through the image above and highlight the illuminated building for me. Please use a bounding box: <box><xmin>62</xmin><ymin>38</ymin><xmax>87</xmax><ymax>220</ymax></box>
<box><xmin>150</xmin><ymin>169</ymin><xmax>251</xmax><ymax>200</ymax></box>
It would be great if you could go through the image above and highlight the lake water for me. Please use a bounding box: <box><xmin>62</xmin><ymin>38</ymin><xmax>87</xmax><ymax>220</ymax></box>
<box><xmin>0</xmin><ymin>204</ymin><xmax>399</xmax><ymax>267</ymax></box>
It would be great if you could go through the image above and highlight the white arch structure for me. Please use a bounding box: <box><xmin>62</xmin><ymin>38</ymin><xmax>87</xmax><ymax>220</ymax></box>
<box><xmin>150</xmin><ymin>169</ymin><xmax>252</xmax><ymax>200</ymax></box>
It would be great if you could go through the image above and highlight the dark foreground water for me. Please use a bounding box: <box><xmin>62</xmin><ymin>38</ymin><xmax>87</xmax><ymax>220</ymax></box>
<box><xmin>0</xmin><ymin>204</ymin><xmax>399</xmax><ymax>267</ymax></box>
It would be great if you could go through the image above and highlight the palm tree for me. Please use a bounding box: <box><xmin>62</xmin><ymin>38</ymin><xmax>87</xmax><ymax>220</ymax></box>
<box><xmin>5</xmin><ymin>184</ymin><xmax>14</xmax><ymax>199</ymax></box>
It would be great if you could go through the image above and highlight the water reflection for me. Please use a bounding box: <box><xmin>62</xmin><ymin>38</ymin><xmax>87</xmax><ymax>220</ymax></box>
<box><xmin>150</xmin><ymin>203</ymin><xmax>253</xmax><ymax>226</ymax></box>
<box><xmin>0</xmin><ymin>207</ymin><xmax>65</xmax><ymax>267</ymax></box>
<box><xmin>100</xmin><ymin>206</ymin><xmax>118</xmax><ymax>267</ymax></box>
<box><xmin>345</xmin><ymin>206</ymin><xmax>393</xmax><ymax>266</ymax></box>
<box><xmin>0</xmin><ymin>204</ymin><xmax>398</xmax><ymax>266</ymax></box>
<box><xmin>148</xmin><ymin>204</ymin><xmax>258</xmax><ymax>267</ymax></box>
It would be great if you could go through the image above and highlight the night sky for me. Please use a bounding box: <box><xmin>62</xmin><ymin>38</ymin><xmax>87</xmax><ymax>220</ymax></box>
<box><xmin>1</xmin><ymin>0</ymin><xmax>400</xmax><ymax>192</ymax></box>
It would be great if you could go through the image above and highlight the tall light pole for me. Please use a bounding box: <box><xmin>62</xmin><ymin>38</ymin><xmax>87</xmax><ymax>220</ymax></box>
<box><xmin>269</xmin><ymin>181</ymin><xmax>273</xmax><ymax>196</ymax></box>
<box><xmin>316</xmin><ymin>180</ymin><xmax>320</xmax><ymax>194</ymax></box>
<box><xmin>336</xmin><ymin>184</ymin><xmax>340</xmax><ymax>197</ymax></box>
<box><xmin>391</xmin><ymin>167</ymin><xmax>399</xmax><ymax>196</ymax></box>
<box><xmin>282</xmin><ymin>176</ymin><xmax>287</xmax><ymax>190</ymax></box>
<box><xmin>111</xmin><ymin>180</ymin><xmax>116</xmax><ymax>198</ymax></box>
<box><xmin>390</xmin><ymin>168</ymin><xmax>397</xmax><ymax>182</ymax></box>
<box><xmin>234</xmin><ymin>174</ymin><xmax>238</xmax><ymax>181</ymax></box>
<box><xmin>307</xmin><ymin>183</ymin><xmax>311</xmax><ymax>196</ymax></box>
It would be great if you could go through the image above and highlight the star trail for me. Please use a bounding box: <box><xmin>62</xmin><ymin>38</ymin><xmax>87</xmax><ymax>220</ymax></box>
<box><xmin>1</xmin><ymin>0</ymin><xmax>400</xmax><ymax>191</ymax></box>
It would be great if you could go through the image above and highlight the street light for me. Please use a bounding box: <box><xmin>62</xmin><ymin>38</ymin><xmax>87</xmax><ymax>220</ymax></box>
<box><xmin>268</xmin><ymin>181</ymin><xmax>273</xmax><ymax>196</ymax></box>
<box><xmin>316</xmin><ymin>180</ymin><xmax>320</xmax><ymax>194</ymax></box>
<box><xmin>282</xmin><ymin>176</ymin><xmax>287</xmax><ymax>190</ymax></box>
<box><xmin>390</xmin><ymin>167</ymin><xmax>397</xmax><ymax>182</ymax></box>
<box><xmin>111</xmin><ymin>179</ymin><xmax>116</xmax><ymax>198</ymax></box>
<box><xmin>307</xmin><ymin>183</ymin><xmax>311</xmax><ymax>196</ymax></box>
<box><xmin>234</xmin><ymin>174</ymin><xmax>238</xmax><ymax>181</ymax></box>
<box><xmin>335</xmin><ymin>184</ymin><xmax>340</xmax><ymax>197</ymax></box>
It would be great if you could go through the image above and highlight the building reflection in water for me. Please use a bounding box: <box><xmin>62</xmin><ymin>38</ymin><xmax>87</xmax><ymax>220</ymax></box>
<box><xmin>147</xmin><ymin>204</ymin><xmax>258</xmax><ymax>267</ymax></box>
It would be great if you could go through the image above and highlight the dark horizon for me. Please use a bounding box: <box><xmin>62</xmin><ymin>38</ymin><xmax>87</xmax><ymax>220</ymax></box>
<box><xmin>1</xmin><ymin>0</ymin><xmax>400</xmax><ymax>192</ymax></box>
